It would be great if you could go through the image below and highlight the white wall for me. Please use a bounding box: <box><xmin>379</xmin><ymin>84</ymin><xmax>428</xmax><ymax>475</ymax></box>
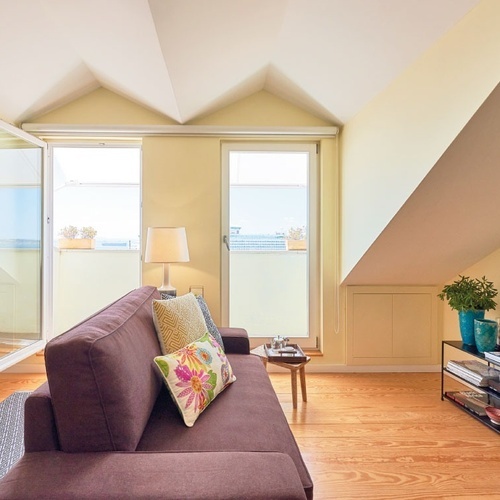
<box><xmin>341</xmin><ymin>0</ymin><xmax>500</xmax><ymax>281</ymax></box>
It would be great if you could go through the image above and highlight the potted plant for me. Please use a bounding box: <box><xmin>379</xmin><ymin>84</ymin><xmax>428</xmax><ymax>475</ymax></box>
<box><xmin>58</xmin><ymin>225</ymin><xmax>97</xmax><ymax>249</ymax></box>
<box><xmin>60</xmin><ymin>225</ymin><xmax>78</xmax><ymax>239</ymax></box>
<box><xmin>78</xmin><ymin>226</ymin><xmax>97</xmax><ymax>249</ymax></box>
<box><xmin>438</xmin><ymin>275</ymin><xmax>497</xmax><ymax>345</ymax></box>
<box><xmin>286</xmin><ymin>226</ymin><xmax>307</xmax><ymax>251</ymax></box>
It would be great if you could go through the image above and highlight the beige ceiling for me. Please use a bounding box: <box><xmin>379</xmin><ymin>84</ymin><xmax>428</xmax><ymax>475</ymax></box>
<box><xmin>0</xmin><ymin>0</ymin><xmax>481</xmax><ymax>125</ymax></box>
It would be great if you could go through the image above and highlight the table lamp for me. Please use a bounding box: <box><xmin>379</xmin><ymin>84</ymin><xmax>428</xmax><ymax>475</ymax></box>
<box><xmin>145</xmin><ymin>227</ymin><xmax>190</xmax><ymax>296</ymax></box>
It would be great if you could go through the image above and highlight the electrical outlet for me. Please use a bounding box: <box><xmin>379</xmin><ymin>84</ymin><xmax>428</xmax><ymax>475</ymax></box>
<box><xmin>189</xmin><ymin>285</ymin><xmax>204</xmax><ymax>297</ymax></box>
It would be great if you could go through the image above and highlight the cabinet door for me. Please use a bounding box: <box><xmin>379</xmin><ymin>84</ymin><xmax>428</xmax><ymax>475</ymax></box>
<box><xmin>352</xmin><ymin>293</ymin><xmax>393</xmax><ymax>358</ymax></box>
<box><xmin>393</xmin><ymin>294</ymin><xmax>432</xmax><ymax>358</ymax></box>
<box><xmin>347</xmin><ymin>286</ymin><xmax>438</xmax><ymax>366</ymax></box>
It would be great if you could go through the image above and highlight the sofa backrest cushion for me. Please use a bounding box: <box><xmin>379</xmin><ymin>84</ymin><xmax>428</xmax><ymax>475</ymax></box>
<box><xmin>45</xmin><ymin>286</ymin><xmax>163</xmax><ymax>452</ymax></box>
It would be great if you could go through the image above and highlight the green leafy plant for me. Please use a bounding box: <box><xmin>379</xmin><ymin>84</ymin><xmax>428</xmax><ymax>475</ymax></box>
<box><xmin>438</xmin><ymin>275</ymin><xmax>498</xmax><ymax>312</ymax></box>
<box><xmin>79</xmin><ymin>226</ymin><xmax>97</xmax><ymax>239</ymax></box>
<box><xmin>59</xmin><ymin>225</ymin><xmax>78</xmax><ymax>239</ymax></box>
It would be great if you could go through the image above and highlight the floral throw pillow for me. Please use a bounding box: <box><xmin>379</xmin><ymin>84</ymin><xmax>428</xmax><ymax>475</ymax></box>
<box><xmin>154</xmin><ymin>332</ymin><xmax>236</xmax><ymax>427</ymax></box>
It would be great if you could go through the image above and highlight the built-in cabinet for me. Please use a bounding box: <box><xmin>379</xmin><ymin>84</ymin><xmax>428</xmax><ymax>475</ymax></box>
<box><xmin>346</xmin><ymin>286</ymin><xmax>439</xmax><ymax>366</ymax></box>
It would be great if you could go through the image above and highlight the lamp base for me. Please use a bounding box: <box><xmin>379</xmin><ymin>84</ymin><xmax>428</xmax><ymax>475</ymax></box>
<box><xmin>158</xmin><ymin>263</ymin><xmax>177</xmax><ymax>297</ymax></box>
<box><xmin>158</xmin><ymin>287</ymin><xmax>177</xmax><ymax>298</ymax></box>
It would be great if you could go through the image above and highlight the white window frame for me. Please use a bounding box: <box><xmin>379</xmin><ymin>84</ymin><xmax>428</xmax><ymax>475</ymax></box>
<box><xmin>0</xmin><ymin>120</ymin><xmax>48</xmax><ymax>371</ymax></box>
<box><xmin>221</xmin><ymin>142</ymin><xmax>320</xmax><ymax>349</ymax></box>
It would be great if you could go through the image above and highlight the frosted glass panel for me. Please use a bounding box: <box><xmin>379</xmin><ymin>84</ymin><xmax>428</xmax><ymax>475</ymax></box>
<box><xmin>0</xmin><ymin>131</ymin><xmax>42</xmax><ymax>360</ymax></box>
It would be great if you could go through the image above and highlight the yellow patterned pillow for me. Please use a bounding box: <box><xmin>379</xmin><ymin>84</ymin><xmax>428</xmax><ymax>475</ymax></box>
<box><xmin>152</xmin><ymin>293</ymin><xmax>208</xmax><ymax>355</ymax></box>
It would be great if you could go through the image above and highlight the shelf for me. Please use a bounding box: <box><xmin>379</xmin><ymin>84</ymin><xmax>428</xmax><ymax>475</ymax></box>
<box><xmin>444</xmin><ymin>393</ymin><xmax>500</xmax><ymax>434</ymax></box>
<box><xmin>442</xmin><ymin>340</ymin><xmax>500</xmax><ymax>435</ymax></box>
<box><xmin>443</xmin><ymin>368</ymin><xmax>500</xmax><ymax>400</ymax></box>
<box><xmin>443</xmin><ymin>340</ymin><xmax>500</xmax><ymax>366</ymax></box>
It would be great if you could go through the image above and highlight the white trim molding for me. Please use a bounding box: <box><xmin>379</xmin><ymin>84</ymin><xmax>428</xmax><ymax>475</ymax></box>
<box><xmin>266</xmin><ymin>363</ymin><xmax>441</xmax><ymax>373</ymax></box>
<box><xmin>22</xmin><ymin>124</ymin><xmax>339</xmax><ymax>139</ymax></box>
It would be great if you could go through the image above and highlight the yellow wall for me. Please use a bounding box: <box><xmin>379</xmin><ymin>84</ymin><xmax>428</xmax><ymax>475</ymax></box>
<box><xmin>36</xmin><ymin>88</ymin><xmax>177</xmax><ymax>125</ymax></box>
<box><xmin>31</xmin><ymin>88</ymin><xmax>345</xmax><ymax>369</ymax></box>
<box><xmin>341</xmin><ymin>0</ymin><xmax>500</xmax><ymax>281</ymax></box>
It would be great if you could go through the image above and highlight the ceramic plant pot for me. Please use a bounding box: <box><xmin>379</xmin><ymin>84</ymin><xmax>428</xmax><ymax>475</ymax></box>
<box><xmin>474</xmin><ymin>319</ymin><xmax>498</xmax><ymax>352</ymax></box>
<box><xmin>458</xmin><ymin>310</ymin><xmax>485</xmax><ymax>345</ymax></box>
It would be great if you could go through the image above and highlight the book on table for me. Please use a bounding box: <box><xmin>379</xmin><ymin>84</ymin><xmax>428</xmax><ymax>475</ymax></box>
<box><xmin>264</xmin><ymin>344</ymin><xmax>307</xmax><ymax>363</ymax></box>
<box><xmin>446</xmin><ymin>390</ymin><xmax>491</xmax><ymax>416</ymax></box>
<box><xmin>484</xmin><ymin>351</ymin><xmax>500</xmax><ymax>363</ymax></box>
<box><xmin>446</xmin><ymin>359</ymin><xmax>500</xmax><ymax>386</ymax></box>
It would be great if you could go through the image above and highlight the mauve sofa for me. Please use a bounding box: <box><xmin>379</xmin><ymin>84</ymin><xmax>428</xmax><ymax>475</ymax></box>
<box><xmin>0</xmin><ymin>286</ymin><xmax>313</xmax><ymax>499</ymax></box>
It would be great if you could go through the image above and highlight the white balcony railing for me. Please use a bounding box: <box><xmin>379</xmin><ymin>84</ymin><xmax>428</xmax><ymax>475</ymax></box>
<box><xmin>229</xmin><ymin>251</ymin><xmax>308</xmax><ymax>337</ymax></box>
<box><xmin>1</xmin><ymin>248</ymin><xmax>307</xmax><ymax>359</ymax></box>
<box><xmin>53</xmin><ymin>249</ymin><xmax>141</xmax><ymax>335</ymax></box>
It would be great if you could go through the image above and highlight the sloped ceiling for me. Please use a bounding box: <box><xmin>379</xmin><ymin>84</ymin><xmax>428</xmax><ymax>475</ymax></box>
<box><xmin>342</xmin><ymin>82</ymin><xmax>500</xmax><ymax>285</ymax></box>
<box><xmin>0</xmin><ymin>0</ymin><xmax>480</xmax><ymax>125</ymax></box>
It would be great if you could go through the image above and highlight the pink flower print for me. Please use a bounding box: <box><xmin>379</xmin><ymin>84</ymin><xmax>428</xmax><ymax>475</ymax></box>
<box><xmin>209</xmin><ymin>335</ymin><xmax>222</xmax><ymax>351</ymax></box>
<box><xmin>174</xmin><ymin>364</ymin><xmax>215</xmax><ymax>413</ymax></box>
<box><xmin>177</xmin><ymin>344</ymin><xmax>203</xmax><ymax>369</ymax></box>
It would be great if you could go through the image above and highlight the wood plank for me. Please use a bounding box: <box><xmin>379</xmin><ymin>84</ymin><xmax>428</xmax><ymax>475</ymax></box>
<box><xmin>0</xmin><ymin>373</ymin><xmax>47</xmax><ymax>402</ymax></box>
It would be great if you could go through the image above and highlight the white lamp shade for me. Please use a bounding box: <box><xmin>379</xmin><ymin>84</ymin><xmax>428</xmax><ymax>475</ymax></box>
<box><xmin>145</xmin><ymin>227</ymin><xmax>190</xmax><ymax>263</ymax></box>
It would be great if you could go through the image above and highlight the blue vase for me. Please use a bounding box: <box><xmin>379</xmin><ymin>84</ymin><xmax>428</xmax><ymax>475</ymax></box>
<box><xmin>458</xmin><ymin>310</ymin><xmax>485</xmax><ymax>345</ymax></box>
<box><xmin>474</xmin><ymin>319</ymin><xmax>498</xmax><ymax>352</ymax></box>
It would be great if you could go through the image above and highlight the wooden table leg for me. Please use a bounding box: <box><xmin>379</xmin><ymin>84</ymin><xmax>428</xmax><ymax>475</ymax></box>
<box><xmin>299</xmin><ymin>366</ymin><xmax>307</xmax><ymax>402</ymax></box>
<box><xmin>290</xmin><ymin>366</ymin><xmax>298</xmax><ymax>409</ymax></box>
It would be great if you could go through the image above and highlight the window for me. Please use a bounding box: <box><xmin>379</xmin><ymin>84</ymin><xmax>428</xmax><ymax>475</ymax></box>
<box><xmin>51</xmin><ymin>145</ymin><xmax>141</xmax><ymax>335</ymax></box>
<box><xmin>222</xmin><ymin>143</ymin><xmax>319</xmax><ymax>348</ymax></box>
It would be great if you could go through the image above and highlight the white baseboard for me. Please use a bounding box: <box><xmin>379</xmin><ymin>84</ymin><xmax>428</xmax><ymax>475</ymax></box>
<box><xmin>266</xmin><ymin>363</ymin><xmax>441</xmax><ymax>373</ymax></box>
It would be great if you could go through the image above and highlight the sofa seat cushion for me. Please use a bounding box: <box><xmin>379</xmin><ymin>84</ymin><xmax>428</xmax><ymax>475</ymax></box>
<box><xmin>137</xmin><ymin>353</ymin><xmax>313</xmax><ymax>498</ymax></box>
<box><xmin>0</xmin><ymin>451</ymin><xmax>307</xmax><ymax>500</ymax></box>
<box><xmin>45</xmin><ymin>286</ymin><xmax>163</xmax><ymax>452</ymax></box>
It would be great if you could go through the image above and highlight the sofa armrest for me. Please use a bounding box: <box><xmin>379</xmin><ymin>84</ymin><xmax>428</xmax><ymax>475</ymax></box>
<box><xmin>219</xmin><ymin>327</ymin><xmax>250</xmax><ymax>354</ymax></box>
<box><xmin>0</xmin><ymin>451</ymin><xmax>307</xmax><ymax>500</ymax></box>
<box><xmin>24</xmin><ymin>382</ymin><xmax>60</xmax><ymax>452</ymax></box>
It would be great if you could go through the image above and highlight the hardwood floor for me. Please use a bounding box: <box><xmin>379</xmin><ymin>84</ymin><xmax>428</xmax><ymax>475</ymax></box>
<box><xmin>0</xmin><ymin>373</ymin><xmax>47</xmax><ymax>402</ymax></box>
<box><xmin>1</xmin><ymin>371</ymin><xmax>500</xmax><ymax>499</ymax></box>
<box><xmin>269</xmin><ymin>372</ymin><xmax>500</xmax><ymax>500</ymax></box>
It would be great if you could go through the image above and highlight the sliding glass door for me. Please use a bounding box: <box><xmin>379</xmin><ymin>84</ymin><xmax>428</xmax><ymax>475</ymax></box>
<box><xmin>0</xmin><ymin>120</ymin><xmax>47</xmax><ymax>370</ymax></box>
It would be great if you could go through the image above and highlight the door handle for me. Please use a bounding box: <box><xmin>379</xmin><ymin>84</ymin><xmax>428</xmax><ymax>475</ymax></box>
<box><xmin>223</xmin><ymin>235</ymin><xmax>230</xmax><ymax>251</ymax></box>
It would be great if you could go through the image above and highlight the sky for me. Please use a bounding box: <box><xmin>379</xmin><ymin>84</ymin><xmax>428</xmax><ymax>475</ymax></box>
<box><xmin>229</xmin><ymin>151</ymin><xmax>309</xmax><ymax>236</ymax></box>
<box><xmin>53</xmin><ymin>147</ymin><xmax>140</xmax><ymax>241</ymax></box>
<box><xmin>1</xmin><ymin>147</ymin><xmax>310</xmax><ymax>243</ymax></box>
<box><xmin>230</xmin><ymin>186</ymin><xmax>307</xmax><ymax>235</ymax></box>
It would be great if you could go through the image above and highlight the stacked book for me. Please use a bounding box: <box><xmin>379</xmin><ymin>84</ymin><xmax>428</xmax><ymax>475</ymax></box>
<box><xmin>484</xmin><ymin>351</ymin><xmax>500</xmax><ymax>363</ymax></box>
<box><xmin>446</xmin><ymin>359</ymin><xmax>500</xmax><ymax>387</ymax></box>
<box><xmin>446</xmin><ymin>390</ymin><xmax>490</xmax><ymax>416</ymax></box>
